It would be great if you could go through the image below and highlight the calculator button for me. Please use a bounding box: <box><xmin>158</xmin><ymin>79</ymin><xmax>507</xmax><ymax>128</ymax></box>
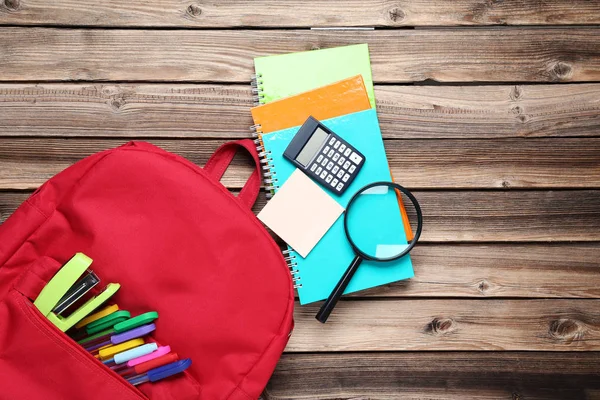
<box><xmin>316</xmin><ymin>167</ymin><xmax>322</xmax><ymax>175</ymax></box>
<box><xmin>326</xmin><ymin>174</ymin><xmax>333</xmax><ymax>183</ymax></box>
<box><xmin>320</xmin><ymin>170</ymin><xmax>328</xmax><ymax>179</ymax></box>
<box><xmin>342</xmin><ymin>173</ymin><xmax>350</xmax><ymax>182</ymax></box>
<box><xmin>343</xmin><ymin>161</ymin><xmax>351</xmax><ymax>169</ymax></box>
<box><xmin>332</xmin><ymin>153</ymin><xmax>340</xmax><ymax>161</ymax></box>
<box><xmin>329</xmin><ymin>137</ymin><xmax>336</xmax><ymax>145</ymax></box>
<box><xmin>332</xmin><ymin>166</ymin><xmax>339</xmax><ymax>174</ymax></box>
<box><xmin>317</xmin><ymin>154</ymin><xmax>323</xmax><ymax>163</ymax></box>
<box><xmin>349</xmin><ymin>152</ymin><xmax>363</xmax><ymax>164</ymax></box>
<box><xmin>323</xmin><ymin>146</ymin><xmax>330</xmax><ymax>154</ymax></box>
<box><xmin>331</xmin><ymin>178</ymin><xmax>339</xmax><ymax>187</ymax></box>
<box><xmin>321</xmin><ymin>158</ymin><xmax>328</xmax><ymax>166</ymax></box>
<box><xmin>336</xmin><ymin>170</ymin><xmax>344</xmax><ymax>179</ymax></box>
<box><xmin>339</xmin><ymin>144</ymin><xmax>347</xmax><ymax>152</ymax></box>
<box><xmin>343</xmin><ymin>148</ymin><xmax>352</xmax><ymax>157</ymax></box>
<box><xmin>337</xmin><ymin>157</ymin><xmax>344</xmax><ymax>166</ymax></box>
<box><xmin>310</xmin><ymin>163</ymin><xmax>318</xmax><ymax>172</ymax></box>
<box><xmin>326</xmin><ymin>162</ymin><xmax>334</xmax><ymax>170</ymax></box>
<box><xmin>348</xmin><ymin>165</ymin><xmax>356</xmax><ymax>173</ymax></box>
<box><xmin>336</xmin><ymin>183</ymin><xmax>344</xmax><ymax>191</ymax></box>
<box><xmin>327</xmin><ymin>150</ymin><xmax>335</xmax><ymax>158</ymax></box>
<box><xmin>333</xmin><ymin>141</ymin><xmax>340</xmax><ymax>149</ymax></box>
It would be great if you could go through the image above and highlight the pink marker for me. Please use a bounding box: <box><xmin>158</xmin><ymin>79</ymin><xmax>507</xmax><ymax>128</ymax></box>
<box><xmin>127</xmin><ymin>345</ymin><xmax>171</xmax><ymax>367</ymax></box>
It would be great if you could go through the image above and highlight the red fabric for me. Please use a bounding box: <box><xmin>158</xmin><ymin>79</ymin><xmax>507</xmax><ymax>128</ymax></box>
<box><xmin>0</xmin><ymin>141</ymin><xmax>294</xmax><ymax>399</ymax></box>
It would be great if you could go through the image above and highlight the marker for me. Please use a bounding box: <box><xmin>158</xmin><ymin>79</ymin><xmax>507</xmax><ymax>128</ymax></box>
<box><xmin>86</xmin><ymin>310</ymin><xmax>130</xmax><ymax>335</ymax></box>
<box><xmin>116</xmin><ymin>349</ymin><xmax>175</xmax><ymax>376</ymax></box>
<box><xmin>128</xmin><ymin>345</ymin><xmax>171</xmax><ymax>367</ymax></box>
<box><xmin>127</xmin><ymin>359</ymin><xmax>191</xmax><ymax>386</ymax></box>
<box><xmin>79</xmin><ymin>311</ymin><xmax>158</xmax><ymax>345</ymax></box>
<box><xmin>75</xmin><ymin>304</ymin><xmax>119</xmax><ymax>329</ymax></box>
<box><xmin>99</xmin><ymin>338</ymin><xmax>144</xmax><ymax>360</ymax></box>
<box><xmin>85</xmin><ymin>324</ymin><xmax>155</xmax><ymax>352</ymax></box>
<box><xmin>102</xmin><ymin>343</ymin><xmax>158</xmax><ymax>366</ymax></box>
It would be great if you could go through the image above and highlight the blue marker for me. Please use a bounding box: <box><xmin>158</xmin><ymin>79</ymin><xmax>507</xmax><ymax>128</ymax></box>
<box><xmin>127</xmin><ymin>359</ymin><xmax>192</xmax><ymax>386</ymax></box>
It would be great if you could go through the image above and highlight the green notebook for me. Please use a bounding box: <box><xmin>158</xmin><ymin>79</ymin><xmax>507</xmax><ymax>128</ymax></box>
<box><xmin>253</xmin><ymin>44</ymin><xmax>375</xmax><ymax>109</ymax></box>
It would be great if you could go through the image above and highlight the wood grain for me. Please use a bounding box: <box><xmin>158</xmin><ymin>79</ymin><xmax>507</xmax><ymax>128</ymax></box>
<box><xmin>2</xmin><ymin>83</ymin><xmax>600</xmax><ymax>138</ymax></box>
<box><xmin>286</xmin><ymin>299</ymin><xmax>600</xmax><ymax>351</ymax></box>
<box><xmin>1</xmin><ymin>138</ymin><xmax>600</xmax><ymax>189</ymax></box>
<box><xmin>1</xmin><ymin>28</ymin><xmax>599</xmax><ymax>82</ymax></box>
<box><xmin>2</xmin><ymin>0</ymin><xmax>600</xmax><ymax>27</ymax></box>
<box><xmin>1</xmin><ymin>191</ymin><xmax>599</xmax><ymax>298</ymax></box>
<box><xmin>266</xmin><ymin>352</ymin><xmax>600</xmax><ymax>399</ymax></box>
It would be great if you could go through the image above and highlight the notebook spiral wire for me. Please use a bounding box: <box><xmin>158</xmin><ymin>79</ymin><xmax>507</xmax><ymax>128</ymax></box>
<box><xmin>251</xmin><ymin>73</ymin><xmax>265</xmax><ymax>106</ymax></box>
<box><xmin>282</xmin><ymin>249</ymin><xmax>302</xmax><ymax>288</ymax></box>
<box><xmin>251</xmin><ymin>74</ymin><xmax>301</xmax><ymax>288</ymax></box>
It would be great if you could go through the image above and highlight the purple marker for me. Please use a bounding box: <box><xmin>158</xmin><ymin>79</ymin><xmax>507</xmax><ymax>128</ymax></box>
<box><xmin>85</xmin><ymin>323</ymin><xmax>155</xmax><ymax>352</ymax></box>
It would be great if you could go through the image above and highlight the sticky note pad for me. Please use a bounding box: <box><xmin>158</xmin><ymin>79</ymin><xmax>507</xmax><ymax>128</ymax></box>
<box><xmin>258</xmin><ymin>169</ymin><xmax>344</xmax><ymax>258</ymax></box>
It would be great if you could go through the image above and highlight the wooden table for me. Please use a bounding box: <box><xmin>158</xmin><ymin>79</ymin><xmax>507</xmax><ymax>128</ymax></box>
<box><xmin>1</xmin><ymin>1</ymin><xmax>600</xmax><ymax>398</ymax></box>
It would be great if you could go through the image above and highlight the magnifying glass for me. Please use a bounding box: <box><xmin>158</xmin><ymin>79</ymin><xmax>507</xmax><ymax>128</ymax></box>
<box><xmin>316</xmin><ymin>181</ymin><xmax>423</xmax><ymax>323</ymax></box>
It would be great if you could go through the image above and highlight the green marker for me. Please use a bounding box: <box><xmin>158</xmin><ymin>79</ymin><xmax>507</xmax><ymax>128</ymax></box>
<box><xmin>114</xmin><ymin>312</ymin><xmax>159</xmax><ymax>333</ymax></box>
<box><xmin>86</xmin><ymin>310</ymin><xmax>130</xmax><ymax>335</ymax></box>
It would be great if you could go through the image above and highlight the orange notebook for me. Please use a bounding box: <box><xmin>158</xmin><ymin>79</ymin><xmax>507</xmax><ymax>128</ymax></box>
<box><xmin>251</xmin><ymin>75</ymin><xmax>371</xmax><ymax>134</ymax></box>
<box><xmin>250</xmin><ymin>75</ymin><xmax>414</xmax><ymax>241</ymax></box>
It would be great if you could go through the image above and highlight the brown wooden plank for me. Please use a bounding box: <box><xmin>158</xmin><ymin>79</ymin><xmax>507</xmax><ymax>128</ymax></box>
<box><xmin>1</xmin><ymin>138</ymin><xmax>600</xmax><ymax>190</ymax></box>
<box><xmin>266</xmin><ymin>352</ymin><xmax>600</xmax><ymax>399</ymax></box>
<box><xmin>2</xmin><ymin>1</ymin><xmax>600</xmax><ymax>27</ymax></box>
<box><xmin>1</xmin><ymin>28</ymin><xmax>599</xmax><ymax>82</ymax></box>
<box><xmin>1</xmin><ymin>191</ymin><xmax>599</xmax><ymax>298</ymax></box>
<box><xmin>286</xmin><ymin>299</ymin><xmax>600</xmax><ymax>351</ymax></box>
<box><xmin>2</xmin><ymin>83</ymin><xmax>600</xmax><ymax>139</ymax></box>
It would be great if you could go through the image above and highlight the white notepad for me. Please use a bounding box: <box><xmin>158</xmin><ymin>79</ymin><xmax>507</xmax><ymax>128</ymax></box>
<box><xmin>258</xmin><ymin>169</ymin><xmax>344</xmax><ymax>258</ymax></box>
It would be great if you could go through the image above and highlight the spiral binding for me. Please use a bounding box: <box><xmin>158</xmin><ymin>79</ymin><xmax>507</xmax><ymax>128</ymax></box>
<box><xmin>251</xmin><ymin>73</ymin><xmax>301</xmax><ymax>288</ymax></box>
<box><xmin>282</xmin><ymin>249</ymin><xmax>302</xmax><ymax>288</ymax></box>
<box><xmin>251</xmin><ymin>73</ymin><xmax>265</xmax><ymax>106</ymax></box>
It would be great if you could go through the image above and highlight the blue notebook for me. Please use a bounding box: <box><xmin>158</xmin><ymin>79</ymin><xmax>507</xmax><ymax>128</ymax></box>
<box><xmin>261</xmin><ymin>109</ymin><xmax>414</xmax><ymax>304</ymax></box>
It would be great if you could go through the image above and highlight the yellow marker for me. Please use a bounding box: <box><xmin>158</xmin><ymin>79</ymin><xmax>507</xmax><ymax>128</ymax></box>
<box><xmin>99</xmin><ymin>338</ymin><xmax>144</xmax><ymax>360</ymax></box>
<box><xmin>75</xmin><ymin>304</ymin><xmax>119</xmax><ymax>329</ymax></box>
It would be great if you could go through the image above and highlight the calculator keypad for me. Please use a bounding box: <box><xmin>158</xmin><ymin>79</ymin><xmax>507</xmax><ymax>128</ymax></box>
<box><xmin>306</xmin><ymin>134</ymin><xmax>364</xmax><ymax>194</ymax></box>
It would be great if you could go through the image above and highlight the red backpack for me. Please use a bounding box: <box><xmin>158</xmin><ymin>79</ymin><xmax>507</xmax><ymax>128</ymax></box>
<box><xmin>0</xmin><ymin>140</ymin><xmax>294</xmax><ymax>400</ymax></box>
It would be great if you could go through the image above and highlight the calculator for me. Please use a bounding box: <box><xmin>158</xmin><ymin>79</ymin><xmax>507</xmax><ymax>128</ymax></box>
<box><xmin>283</xmin><ymin>116</ymin><xmax>365</xmax><ymax>195</ymax></box>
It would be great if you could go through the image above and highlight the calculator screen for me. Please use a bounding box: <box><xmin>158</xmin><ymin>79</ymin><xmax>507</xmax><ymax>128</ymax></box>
<box><xmin>295</xmin><ymin>127</ymin><xmax>328</xmax><ymax>167</ymax></box>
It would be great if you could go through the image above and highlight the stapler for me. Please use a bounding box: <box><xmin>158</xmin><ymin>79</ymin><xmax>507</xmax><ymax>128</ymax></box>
<box><xmin>33</xmin><ymin>253</ymin><xmax>120</xmax><ymax>332</ymax></box>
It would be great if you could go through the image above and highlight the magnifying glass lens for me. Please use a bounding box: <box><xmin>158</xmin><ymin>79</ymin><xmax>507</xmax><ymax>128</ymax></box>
<box><xmin>345</xmin><ymin>183</ymin><xmax>413</xmax><ymax>260</ymax></box>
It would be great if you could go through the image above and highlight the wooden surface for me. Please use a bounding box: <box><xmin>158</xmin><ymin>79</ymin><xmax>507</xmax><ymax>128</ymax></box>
<box><xmin>2</xmin><ymin>28</ymin><xmax>600</xmax><ymax>82</ymax></box>
<box><xmin>2</xmin><ymin>1</ymin><xmax>600</xmax><ymax>27</ymax></box>
<box><xmin>1</xmin><ymin>1</ymin><xmax>599</xmax><ymax>398</ymax></box>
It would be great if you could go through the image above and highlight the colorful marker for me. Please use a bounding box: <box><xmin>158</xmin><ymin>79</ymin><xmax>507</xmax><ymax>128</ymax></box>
<box><xmin>127</xmin><ymin>345</ymin><xmax>171</xmax><ymax>367</ymax></box>
<box><xmin>75</xmin><ymin>304</ymin><xmax>119</xmax><ymax>329</ymax></box>
<box><xmin>117</xmin><ymin>350</ymin><xmax>177</xmax><ymax>377</ymax></box>
<box><xmin>85</xmin><ymin>324</ymin><xmax>155</xmax><ymax>352</ymax></box>
<box><xmin>127</xmin><ymin>359</ymin><xmax>191</xmax><ymax>386</ymax></box>
<box><xmin>103</xmin><ymin>343</ymin><xmax>158</xmax><ymax>366</ymax></box>
<box><xmin>86</xmin><ymin>310</ymin><xmax>130</xmax><ymax>335</ymax></box>
<box><xmin>99</xmin><ymin>338</ymin><xmax>144</xmax><ymax>360</ymax></box>
<box><xmin>78</xmin><ymin>311</ymin><xmax>158</xmax><ymax>345</ymax></box>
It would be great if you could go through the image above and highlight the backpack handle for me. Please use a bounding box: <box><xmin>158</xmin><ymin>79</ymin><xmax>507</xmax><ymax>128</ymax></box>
<box><xmin>204</xmin><ymin>139</ymin><xmax>262</xmax><ymax>209</ymax></box>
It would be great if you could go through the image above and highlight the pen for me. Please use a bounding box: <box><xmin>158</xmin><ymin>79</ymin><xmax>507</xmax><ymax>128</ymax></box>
<box><xmin>102</xmin><ymin>343</ymin><xmax>158</xmax><ymax>366</ymax></box>
<box><xmin>86</xmin><ymin>310</ymin><xmax>130</xmax><ymax>335</ymax></box>
<box><xmin>111</xmin><ymin>345</ymin><xmax>171</xmax><ymax>372</ymax></box>
<box><xmin>127</xmin><ymin>359</ymin><xmax>191</xmax><ymax>386</ymax></box>
<box><xmin>98</xmin><ymin>338</ymin><xmax>144</xmax><ymax>359</ymax></box>
<box><xmin>78</xmin><ymin>311</ymin><xmax>158</xmax><ymax>345</ymax></box>
<box><xmin>84</xmin><ymin>324</ymin><xmax>155</xmax><ymax>352</ymax></box>
<box><xmin>75</xmin><ymin>304</ymin><xmax>119</xmax><ymax>329</ymax></box>
<box><xmin>127</xmin><ymin>345</ymin><xmax>171</xmax><ymax>367</ymax></box>
<box><xmin>117</xmin><ymin>351</ymin><xmax>178</xmax><ymax>377</ymax></box>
